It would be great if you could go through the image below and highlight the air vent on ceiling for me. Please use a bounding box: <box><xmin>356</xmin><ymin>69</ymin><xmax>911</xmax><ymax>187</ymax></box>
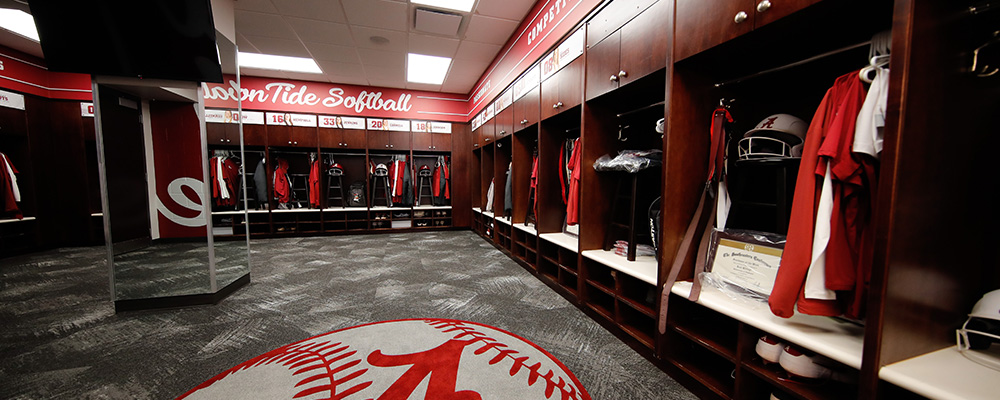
<box><xmin>414</xmin><ymin>8</ymin><xmax>463</xmax><ymax>37</ymax></box>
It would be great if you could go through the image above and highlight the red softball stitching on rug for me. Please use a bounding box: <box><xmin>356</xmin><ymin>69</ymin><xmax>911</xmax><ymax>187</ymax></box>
<box><xmin>180</xmin><ymin>340</ymin><xmax>372</xmax><ymax>399</ymax></box>
<box><xmin>424</xmin><ymin>319</ymin><xmax>585</xmax><ymax>400</ymax></box>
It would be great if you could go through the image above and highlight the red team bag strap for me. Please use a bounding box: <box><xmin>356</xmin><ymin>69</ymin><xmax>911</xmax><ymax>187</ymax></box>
<box><xmin>658</xmin><ymin>106</ymin><xmax>732</xmax><ymax>334</ymax></box>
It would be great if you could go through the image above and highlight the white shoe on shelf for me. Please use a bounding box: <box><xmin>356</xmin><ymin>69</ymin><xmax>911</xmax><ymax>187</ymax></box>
<box><xmin>755</xmin><ymin>335</ymin><xmax>785</xmax><ymax>364</ymax></box>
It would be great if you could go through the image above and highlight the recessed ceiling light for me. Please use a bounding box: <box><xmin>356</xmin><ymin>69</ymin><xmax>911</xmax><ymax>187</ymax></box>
<box><xmin>411</xmin><ymin>0</ymin><xmax>475</xmax><ymax>13</ymax></box>
<box><xmin>407</xmin><ymin>53</ymin><xmax>451</xmax><ymax>85</ymax></box>
<box><xmin>238</xmin><ymin>52</ymin><xmax>322</xmax><ymax>74</ymax></box>
<box><xmin>0</xmin><ymin>9</ymin><xmax>39</xmax><ymax>41</ymax></box>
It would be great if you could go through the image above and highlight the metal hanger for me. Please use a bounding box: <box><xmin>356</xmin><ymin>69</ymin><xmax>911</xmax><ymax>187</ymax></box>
<box><xmin>971</xmin><ymin>31</ymin><xmax>1000</xmax><ymax>77</ymax></box>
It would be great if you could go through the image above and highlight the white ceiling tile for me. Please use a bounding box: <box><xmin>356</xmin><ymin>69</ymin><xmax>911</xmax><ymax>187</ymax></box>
<box><xmin>235</xmin><ymin>10</ymin><xmax>299</xmax><ymax>40</ymax></box>
<box><xmin>463</xmin><ymin>14</ymin><xmax>519</xmax><ymax>45</ymax></box>
<box><xmin>356</xmin><ymin>48</ymin><xmax>405</xmax><ymax>66</ymax></box>
<box><xmin>243</xmin><ymin>35</ymin><xmax>312</xmax><ymax>58</ymax></box>
<box><xmin>239</xmin><ymin>67</ymin><xmax>291</xmax><ymax>80</ymax></box>
<box><xmin>234</xmin><ymin>0</ymin><xmax>279</xmax><ymax>13</ymax></box>
<box><xmin>441</xmin><ymin>79</ymin><xmax>477</xmax><ymax>94</ymax></box>
<box><xmin>368</xmin><ymin>77</ymin><xmax>407</xmax><ymax>88</ymax></box>
<box><xmin>408</xmin><ymin>34</ymin><xmax>460</xmax><ymax>58</ymax></box>
<box><xmin>406</xmin><ymin>82</ymin><xmax>443</xmax><ymax>92</ymax></box>
<box><xmin>342</xmin><ymin>0</ymin><xmax>408</xmax><ymax>31</ymax></box>
<box><xmin>454</xmin><ymin>40</ymin><xmax>502</xmax><ymax>61</ymax></box>
<box><xmin>326</xmin><ymin>75</ymin><xmax>370</xmax><ymax>86</ymax></box>
<box><xmin>284</xmin><ymin>71</ymin><xmax>330</xmax><ymax>82</ymax></box>
<box><xmin>474</xmin><ymin>0</ymin><xmax>536</xmax><ymax>21</ymax></box>
<box><xmin>288</xmin><ymin>18</ymin><xmax>354</xmax><ymax>46</ymax></box>
<box><xmin>236</xmin><ymin>33</ymin><xmax>261</xmax><ymax>53</ymax></box>
<box><xmin>305</xmin><ymin>42</ymin><xmax>362</xmax><ymax>63</ymax></box>
<box><xmin>365</xmin><ymin>65</ymin><xmax>405</xmax><ymax>81</ymax></box>
<box><xmin>413</xmin><ymin>8</ymin><xmax>464</xmax><ymax>36</ymax></box>
<box><xmin>271</xmin><ymin>0</ymin><xmax>348</xmax><ymax>23</ymax></box>
<box><xmin>450</xmin><ymin>57</ymin><xmax>492</xmax><ymax>77</ymax></box>
<box><xmin>317</xmin><ymin>61</ymin><xmax>367</xmax><ymax>78</ymax></box>
<box><xmin>350</xmin><ymin>26</ymin><xmax>408</xmax><ymax>52</ymax></box>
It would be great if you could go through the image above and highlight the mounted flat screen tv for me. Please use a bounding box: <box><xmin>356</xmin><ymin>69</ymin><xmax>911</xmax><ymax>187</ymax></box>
<box><xmin>28</xmin><ymin>0</ymin><xmax>223</xmax><ymax>83</ymax></box>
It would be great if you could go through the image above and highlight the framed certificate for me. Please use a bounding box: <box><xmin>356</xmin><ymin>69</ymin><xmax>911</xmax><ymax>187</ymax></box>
<box><xmin>705</xmin><ymin>230</ymin><xmax>785</xmax><ymax>297</ymax></box>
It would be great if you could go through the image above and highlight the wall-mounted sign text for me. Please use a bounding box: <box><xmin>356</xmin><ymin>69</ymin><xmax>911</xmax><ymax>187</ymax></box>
<box><xmin>204</xmin><ymin>76</ymin><xmax>467</xmax><ymax>122</ymax></box>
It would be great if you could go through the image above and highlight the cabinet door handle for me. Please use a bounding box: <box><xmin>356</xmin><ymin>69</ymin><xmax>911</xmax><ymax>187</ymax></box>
<box><xmin>500</xmin><ymin>130</ymin><xmax>506</xmax><ymax>135</ymax></box>
<box><xmin>610</xmin><ymin>75</ymin><xmax>618</xmax><ymax>82</ymax></box>
<box><xmin>756</xmin><ymin>0</ymin><xmax>771</xmax><ymax>12</ymax></box>
<box><xmin>293</xmin><ymin>141</ymin><xmax>298</xmax><ymax>145</ymax></box>
<box><xmin>485</xmin><ymin>138</ymin><xmax>490</xmax><ymax>142</ymax></box>
<box><xmin>220</xmin><ymin>138</ymin><xmax>226</xmax><ymax>142</ymax></box>
<box><xmin>619</xmin><ymin>70</ymin><xmax>628</xmax><ymax>78</ymax></box>
<box><xmin>552</xmin><ymin>103</ymin><xmax>559</xmax><ymax>109</ymax></box>
<box><xmin>389</xmin><ymin>144</ymin><xmax>393</xmax><ymax>148</ymax></box>
<box><xmin>734</xmin><ymin>11</ymin><xmax>748</xmax><ymax>23</ymax></box>
<box><xmin>288</xmin><ymin>141</ymin><xmax>293</xmax><ymax>145</ymax></box>
<box><xmin>557</xmin><ymin>101</ymin><xmax>564</xmax><ymax>107</ymax></box>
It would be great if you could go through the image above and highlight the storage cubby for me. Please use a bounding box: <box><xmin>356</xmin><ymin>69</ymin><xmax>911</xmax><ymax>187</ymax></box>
<box><xmin>512</xmin><ymin>224</ymin><xmax>538</xmax><ymax>268</ymax></box>
<box><xmin>271</xmin><ymin>209</ymin><xmax>322</xmax><ymax>234</ymax></box>
<box><xmin>665</xmin><ymin>292</ymin><xmax>739</xmax><ymax>362</ymax></box>
<box><xmin>618</xmin><ymin>299</ymin><xmax>657</xmax><ymax>348</ymax></box>
<box><xmin>664</xmin><ymin>329</ymin><xmax>737</xmax><ymax>400</ymax></box>
<box><xmin>536</xmin><ymin>109</ymin><xmax>580</xmax><ymax>234</ymax></box>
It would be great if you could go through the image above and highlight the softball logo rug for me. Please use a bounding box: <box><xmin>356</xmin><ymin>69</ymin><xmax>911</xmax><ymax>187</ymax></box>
<box><xmin>178</xmin><ymin>319</ymin><xmax>591</xmax><ymax>400</ymax></box>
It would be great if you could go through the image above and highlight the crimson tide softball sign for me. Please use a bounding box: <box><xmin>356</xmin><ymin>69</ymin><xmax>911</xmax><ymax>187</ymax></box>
<box><xmin>179</xmin><ymin>319</ymin><xmax>591</xmax><ymax>400</ymax></box>
<box><xmin>203</xmin><ymin>76</ymin><xmax>469</xmax><ymax>123</ymax></box>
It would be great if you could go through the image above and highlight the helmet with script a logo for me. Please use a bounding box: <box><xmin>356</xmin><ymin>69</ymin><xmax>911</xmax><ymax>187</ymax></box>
<box><xmin>418</xmin><ymin>165</ymin><xmax>432</xmax><ymax>177</ymax></box>
<box><xmin>373</xmin><ymin>163</ymin><xmax>389</xmax><ymax>177</ymax></box>
<box><xmin>329</xmin><ymin>163</ymin><xmax>344</xmax><ymax>176</ymax></box>
<box><xmin>957</xmin><ymin>289</ymin><xmax>1000</xmax><ymax>354</ymax></box>
<box><xmin>738</xmin><ymin>113</ymin><xmax>808</xmax><ymax>161</ymax></box>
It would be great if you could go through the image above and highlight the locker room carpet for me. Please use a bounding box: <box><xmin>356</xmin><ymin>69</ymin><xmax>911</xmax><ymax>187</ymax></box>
<box><xmin>0</xmin><ymin>230</ymin><xmax>697</xmax><ymax>400</ymax></box>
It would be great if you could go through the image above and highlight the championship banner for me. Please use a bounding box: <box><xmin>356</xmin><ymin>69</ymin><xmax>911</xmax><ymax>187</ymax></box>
<box><xmin>204</xmin><ymin>75</ymin><xmax>468</xmax><ymax>122</ymax></box>
<box><xmin>468</xmin><ymin>0</ymin><xmax>602</xmax><ymax>117</ymax></box>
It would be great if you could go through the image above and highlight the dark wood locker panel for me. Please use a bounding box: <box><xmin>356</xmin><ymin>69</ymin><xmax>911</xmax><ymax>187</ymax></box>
<box><xmin>341</xmin><ymin>129</ymin><xmax>366</xmax><ymax>149</ymax></box>
<box><xmin>674</xmin><ymin>0</ymin><xmax>754</xmax><ymax>61</ymax></box>
<box><xmin>367</xmin><ymin>130</ymin><xmax>390</xmax><ymax>149</ymax></box>
<box><xmin>752</xmin><ymin>0</ymin><xmax>823</xmax><ymax>29</ymax></box>
<box><xmin>540</xmin><ymin>72</ymin><xmax>561</xmax><ymax>121</ymax></box>
<box><xmin>317</xmin><ymin>127</ymin><xmax>342</xmax><ymax>149</ymax></box>
<box><xmin>431</xmin><ymin>133</ymin><xmax>451</xmax><ymax>152</ymax></box>
<box><xmin>387</xmin><ymin>131</ymin><xmax>410</xmax><ymax>150</ymax></box>
<box><xmin>321</xmin><ymin>127</ymin><xmax>366</xmax><ymax>149</ymax></box>
<box><xmin>513</xmin><ymin>85</ymin><xmax>540</xmax><ymax>132</ymax></box>
<box><xmin>618</xmin><ymin>0</ymin><xmax>669</xmax><ymax>87</ymax></box>
<box><xmin>586</xmin><ymin>0</ymin><xmax>659</xmax><ymax>46</ymax></box>
<box><xmin>412</xmin><ymin>132</ymin><xmax>433</xmax><ymax>151</ymax></box>
<box><xmin>480</xmin><ymin>119</ymin><xmax>495</xmax><ymax>147</ymax></box>
<box><xmin>267</xmin><ymin>125</ymin><xmax>317</xmax><ymax>148</ymax></box>
<box><xmin>206</xmin><ymin>123</ymin><xmax>229</xmax><ymax>145</ymax></box>
<box><xmin>558</xmin><ymin>57</ymin><xmax>585</xmax><ymax>113</ymax></box>
<box><xmin>242</xmin><ymin>124</ymin><xmax>267</xmax><ymax>146</ymax></box>
<box><xmin>585</xmin><ymin>31</ymin><xmax>623</xmax><ymax>101</ymax></box>
<box><xmin>25</xmin><ymin>98</ymin><xmax>92</xmax><ymax>247</ymax></box>
<box><xmin>495</xmin><ymin>106</ymin><xmax>514</xmax><ymax>139</ymax></box>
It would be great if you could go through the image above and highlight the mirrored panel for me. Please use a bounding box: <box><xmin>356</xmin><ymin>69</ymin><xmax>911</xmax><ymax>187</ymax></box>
<box><xmin>209</xmin><ymin>31</ymin><xmax>251</xmax><ymax>291</ymax></box>
<box><xmin>95</xmin><ymin>79</ymin><xmax>216</xmax><ymax>305</ymax></box>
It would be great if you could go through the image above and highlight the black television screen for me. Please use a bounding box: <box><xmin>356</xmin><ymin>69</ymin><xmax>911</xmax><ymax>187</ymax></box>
<box><xmin>28</xmin><ymin>0</ymin><xmax>223</xmax><ymax>83</ymax></box>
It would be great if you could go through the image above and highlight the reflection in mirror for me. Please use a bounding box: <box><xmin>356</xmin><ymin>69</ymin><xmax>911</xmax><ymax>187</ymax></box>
<box><xmin>209</xmin><ymin>30</ymin><xmax>251</xmax><ymax>291</ymax></box>
<box><xmin>95</xmin><ymin>79</ymin><xmax>215</xmax><ymax>306</ymax></box>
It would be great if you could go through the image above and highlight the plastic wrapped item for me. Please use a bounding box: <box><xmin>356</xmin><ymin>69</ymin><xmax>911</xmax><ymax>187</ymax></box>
<box><xmin>613</xmin><ymin>240</ymin><xmax>656</xmax><ymax>258</ymax></box>
<box><xmin>699</xmin><ymin>229</ymin><xmax>787</xmax><ymax>304</ymax></box>
<box><xmin>593</xmin><ymin>149</ymin><xmax>663</xmax><ymax>173</ymax></box>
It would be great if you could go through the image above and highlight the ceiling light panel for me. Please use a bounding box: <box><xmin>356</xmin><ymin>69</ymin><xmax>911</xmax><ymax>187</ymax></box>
<box><xmin>0</xmin><ymin>9</ymin><xmax>39</xmax><ymax>41</ymax></box>
<box><xmin>407</xmin><ymin>53</ymin><xmax>451</xmax><ymax>85</ymax></box>
<box><xmin>238</xmin><ymin>52</ymin><xmax>323</xmax><ymax>74</ymax></box>
<box><xmin>411</xmin><ymin>0</ymin><xmax>476</xmax><ymax>13</ymax></box>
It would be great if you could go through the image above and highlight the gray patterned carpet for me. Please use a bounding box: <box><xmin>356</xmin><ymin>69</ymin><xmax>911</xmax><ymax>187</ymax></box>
<box><xmin>0</xmin><ymin>231</ymin><xmax>696</xmax><ymax>400</ymax></box>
